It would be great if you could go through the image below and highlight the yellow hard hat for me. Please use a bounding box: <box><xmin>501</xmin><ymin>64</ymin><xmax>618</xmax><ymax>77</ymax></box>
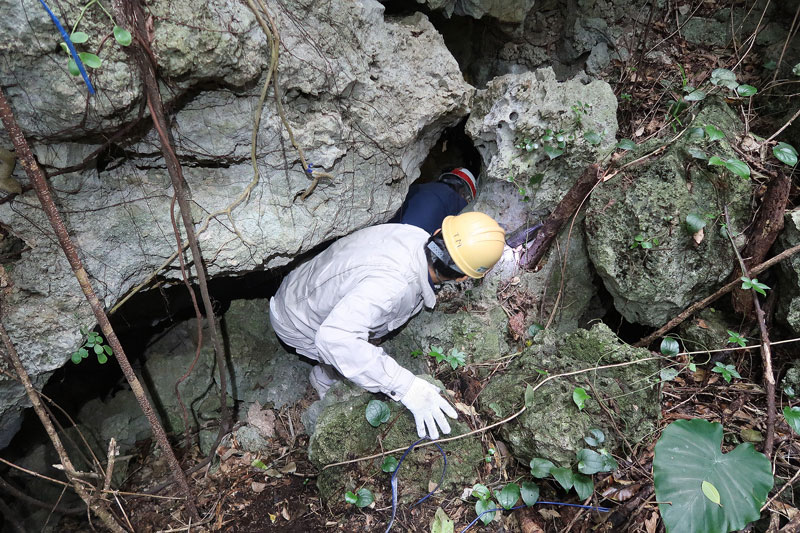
<box><xmin>441</xmin><ymin>212</ymin><xmax>506</xmax><ymax>278</ymax></box>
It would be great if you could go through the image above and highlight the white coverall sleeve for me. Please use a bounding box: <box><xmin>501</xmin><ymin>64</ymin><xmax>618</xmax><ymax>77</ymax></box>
<box><xmin>314</xmin><ymin>278</ymin><xmax>417</xmax><ymax>400</ymax></box>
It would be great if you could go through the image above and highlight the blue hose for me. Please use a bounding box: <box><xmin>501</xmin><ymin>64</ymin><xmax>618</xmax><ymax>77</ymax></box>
<box><xmin>38</xmin><ymin>0</ymin><xmax>96</xmax><ymax>95</ymax></box>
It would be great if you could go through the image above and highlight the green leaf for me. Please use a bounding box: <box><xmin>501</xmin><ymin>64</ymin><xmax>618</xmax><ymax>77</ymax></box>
<box><xmin>773</xmin><ymin>142</ymin><xmax>798</xmax><ymax>166</ymax></box>
<box><xmin>68</xmin><ymin>58</ymin><xmax>80</xmax><ymax>76</ymax></box>
<box><xmin>616</xmin><ymin>138</ymin><xmax>636</xmax><ymax>150</ymax></box>
<box><xmin>524</xmin><ymin>384</ymin><xmax>535</xmax><ymax>409</ymax></box>
<box><xmin>577</xmin><ymin>448</ymin><xmax>607</xmax><ymax>474</ymax></box>
<box><xmin>354</xmin><ymin>487</ymin><xmax>373</xmax><ymax>507</ymax></box>
<box><xmin>496</xmin><ymin>483</ymin><xmax>520</xmax><ymax>510</ymax></box>
<box><xmin>365</xmin><ymin>399</ymin><xmax>390</xmax><ymax>427</ymax></box>
<box><xmin>584</xmin><ymin>131</ymin><xmax>602</xmax><ymax>145</ymax></box>
<box><xmin>113</xmin><ymin>25</ymin><xmax>132</xmax><ymax>46</ymax></box>
<box><xmin>543</xmin><ymin>145</ymin><xmax>563</xmax><ymax>159</ymax></box>
<box><xmin>726</xmin><ymin>330</ymin><xmax>747</xmax><ymax>348</ymax></box>
<box><xmin>521</xmin><ymin>481</ymin><xmax>539</xmax><ymax>506</ymax></box>
<box><xmin>431</xmin><ymin>507</ymin><xmax>454</xmax><ymax>533</ymax></box>
<box><xmin>70</xmin><ymin>31</ymin><xmax>90</xmax><ymax>44</ymax></box>
<box><xmin>71</xmin><ymin>352</ymin><xmax>82</xmax><ymax>364</ymax></box>
<box><xmin>660</xmin><ymin>337</ymin><xmax>680</xmax><ymax>356</ymax></box>
<box><xmin>701</xmin><ymin>480</ymin><xmax>722</xmax><ymax>506</ymax></box>
<box><xmin>251</xmin><ymin>459</ymin><xmax>267</xmax><ymax>469</ymax></box>
<box><xmin>530</xmin><ymin>458</ymin><xmax>555</xmax><ymax>478</ymax></box>
<box><xmin>60</xmin><ymin>42</ymin><xmax>70</xmax><ymax>54</ymax></box>
<box><xmin>448</xmin><ymin>347</ymin><xmax>466</xmax><ymax>369</ymax></box>
<box><xmin>475</xmin><ymin>498</ymin><xmax>496</xmax><ymax>525</ymax></box>
<box><xmin>551</xmin><ymin>467</ymin><xmax>574</xmax><ymax>491</ymax></box>
<box><xmin>472</xmin><ymin>483</ymin><xmax>491</xmax><ymax>500</ymax></box>
<box><xmin>660</xmin><ymin>367</ymin><xmax>680</xmax><ymax>381</ymax></box>
<box><xmin>724</xmin><ymin>159</ymin><xmax>750</xmax><ymax>179</ymax></box>
<box><xmin>783</xmin><ymin>406</ymin><xmax>800</xmax><ymax>435</ymax></box>
<box><xmin>572</xmin><ymin>387</ymin><xmax>589</xmax><ymax>411</ymax></box>
<box><xmin>653</xmin><ymin>419</ymin><xmax>773</xmax><ymax>533</ymax></box>
<box><xmin>573</xmin><ymin>473</ymin><xmax>594</xmax><ymax>500</ymax></box>
<box><xmin>344</xmin><ymin>491</ymin><xmax>358</xmax><ymax>504</ymax></box>
<box><xmin>794</xmin><ymin>63</ymin><xmax>800</xmax><ymax>76</ymax></box>
<box><xmin>584</xmin><ymin>428</ymin><xmax>605</xmax><ymax>446</ymax></box>
<box><xmin>705</xmin><ymin>125</ymin><xmax>725</xmax><ymax>141</ymax></box>
<box><xmin>78</xmin><ymin>52</ymin><xmax>102</xmax><ymax>69</ymax></box>
<box><xmin>103</xmin><ymin>344</ymin><xmax>113</xmax><ymax>355</ymax></box>
<box><xmin>685</xmin><ymin>213</ymin><xmax>707</xmax><ymax>234</ymax></box>
<box><xmin>78</xmin><ymin>347</ymin><xmax>89</xmax><ymax>359</ymax></box>
<box><xmin>93</xmin><ymin>344</ymin><xmax>104</xmax><ymax>355</ymax></box>
<box><xmin>97</xmin><ymin>352</ymin><xmax>108</xmax><ymax>364</ymax></box>
<box><xmin>687</xmin><ymin>146</ymin><xmax>708</xmax><ymax>160</ymax></box>
<box><xmin>684</xmin><ymin>89</ymin><xmax>706</xmax><ymax>101</ymax></box>
<box><xmin>711</xmin><ymin>68</ymin><xmax>737</xmax><ymax>83</ymax></box>
<box><xmin>708</xmin><ymin>155</ymin><xmax>725</xmax><ymax>166</ymax></box>
<box><xmin>736</xmin><ymin>84</ymin><xmax>757</xmax><ymax>96</ymax></box>
<box><xmin>381</xmin><ymin>456</ymin><xmax>398</xmax><ymax>473</ymax></box>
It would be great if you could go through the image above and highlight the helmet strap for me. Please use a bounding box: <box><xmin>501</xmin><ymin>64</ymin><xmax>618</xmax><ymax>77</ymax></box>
<box><xmin>426</xmin><ymin>240</ymin><xmax>464</xmax><ymax>275</ymax></box>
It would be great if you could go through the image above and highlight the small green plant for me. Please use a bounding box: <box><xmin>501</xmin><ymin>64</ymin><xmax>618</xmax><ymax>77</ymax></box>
<box><xmin>427</xmin><ymin>345</ymin><xmax>467</xmax><ymax>370</ymax></box>
<box><xmin>571</xmin><ymin>100</ymin><xmax>592</xmax><ymax>126</ymax></box>
<box><xmin>344</xmin><ymin>487</ymin><xmax>374</xmax><ymax>508</ymax></box>
<box><xmin>783</xmin><ymin>406</ymin><xmax>800</xmax><ymax>435</ymax></box>
<box><xmin>71</xmin><ymin>327</ymin><xmax>113</xmax><ymax>364</ymax></box>
<box><xmin>484</xmin><ymin>447</ymin><xmax>496</xmax><ymax>463</ymax></box>
<box><xmin>619</xmin><ymin>92</ymin><xmax>632</xmax><ymax>102</ymax></box>
<box><xmin>505</xmin><ymin>173</ymin><xmax>543</xmax><ymax>202</ymax></box>
<box><xmin>726</xmin><ymin>330</ymin><xmax>747</xmax><ymax>348</ymax></box>
<box><xmin>708</xmin><ymin>156</ymin><xmax>750</xmax><ymax>179</ymax></box>
<box><xmin>469</xmin><ymin>481</ymin><xmax>539</xmax><ymax>525</ymax></box>
<box><xmin>709</xmin><ymin>68</ymin><xmax>757</xmax><ymax>97</ymax></box>
<box><xmin>740</xmin><ymin>276</ymin><xmax>769</xmax><ymax>296</ymax></box>
<box><xmin>365</xmin><ymin>399</ymin><xmax>391</xmax><ymax>427</ymax></box>
<box><xmin>572</xmin><ymin>387</ymin><xmax>590</xmax><ymax>411</ymax></box>
<box><xmin>712</xmin><ymin>361</ymin><xmax>741</xmax><ymax>383</ymax></box>
<box><xmin>60</xmin><ymin>0</ymin><xmax>132</xmax><ymax>76</ymax></box>
<box><xmin>630</xmin><ymin>233</ymin><xmax>660</xmax><ymax>249</ymax></box>
<box><xmin>380</xmin><ymin>455</ymin><xmax>398</xmax><ymax>473</ymax></box>
<box><xmin>773</xmin><ymin>142</ymin><xmax>798</xmax><ymax>167</ymax></box>
<box><xmin>471</xmin><ymin>483</ymin><xmax>497</xmax><ymax>525</ymax></box>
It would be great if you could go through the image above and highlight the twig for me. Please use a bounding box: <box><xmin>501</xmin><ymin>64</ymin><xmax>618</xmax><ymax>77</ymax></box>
<box><xmin>321</xmin><ymin>355</ymin><xmax>661</xmax><ymax>470</ymax></box>
<box><xmin>635</xmin><ymin>242</ymin><xmax>800</xmax><ymax>347</ymax></box>
<box><xmin>723</xmin><ymin>205</ymin><xmax>775</xmax><ymax>458</ymax></box>
<box><xmin>765</xmin><ymin>107</ymin><xmax>800</xmax><ymax>144</ymax></box>
<box><xmin>762</xmin><ymin>466</ymin><xmax>800</xmax><ymax>512</ymax></box>
<box><xmin>103</xmin><ymin>439</ymin><xmax>118</xmax><ymax>494</ymax></box>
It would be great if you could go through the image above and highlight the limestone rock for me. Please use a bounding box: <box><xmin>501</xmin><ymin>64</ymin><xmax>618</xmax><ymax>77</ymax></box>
<box><xmin>416</xmin><ymin>0</ymin><xmax>536</xmax><ymax>23</ymax></box>
<box><xmin>308</xmin><ymin>379</ymin><xmax>483</xmax><ymax>504</ymax></box>
<box><xmin>584</xmin><ymin>98</ymin><xmax>751</xmax><ymax>327</ymax></box>
<box><xmin>0</xmin><ymin>0</ymin><xmax>472</xmax><ymax>445</ymax></box>
<box><xmin>777</xmin><ymin>210</ymin><xmax>800</xmax><ymax>335</ymax></box>
<box><xmin>478</xmin><ymin>323</ymin><xmax>659</xmax><ymax>466</ymax></box>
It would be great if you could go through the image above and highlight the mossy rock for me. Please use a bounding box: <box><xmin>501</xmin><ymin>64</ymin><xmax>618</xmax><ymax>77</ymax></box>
<box><xmin>584</xmin><ymin>97</ymin><xmax>751</xmax><ymax>327</ymax></box>
<box><xmin>308</xmin><ymin>379</ymin><xmax>483</xmax><ymax>505</ymax></box>
<box><xmin>678</xmin><ymin>308</ymin><xmax>738</xmax><ymax>353</ymax></box>
<box><xmin>478</xmin><ymin>323</ymin><xmax>660</xmax><ymax>466</ymax></box>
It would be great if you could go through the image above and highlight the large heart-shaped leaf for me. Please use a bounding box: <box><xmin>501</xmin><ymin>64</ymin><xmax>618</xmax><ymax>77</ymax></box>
<box><xmin>654</xmin><ymin>419</ymin><xmax>773</xmax><ymax>533</ymax></box>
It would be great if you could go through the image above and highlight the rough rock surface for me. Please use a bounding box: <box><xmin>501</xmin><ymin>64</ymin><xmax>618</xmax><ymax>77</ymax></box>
<box><xmin>417</xmin><ymin>0</ymin><xmax>536</xmax><ymax>23</ymax></box>
<box><xmin>478</xmin><ymin>323</ymin><xmax>660</xmax><ymax>466</ymax></box>
<box><xmin>308</xmin><ymin>378</ymin><xmax>483</xmax><ymax>504</ymax></box>
<box><xmin>584</xmin><ymin>98</ymin><xmax>752</xmax><ymax>327</ymax></box>
<box><xmin>777</xmin><ymin>210</ymin><xmax>800</xmax><ymax>335</ymax></box>
<box><xmin>465</xmin><ymin>67</ymin><xmax>617</xmax><ymax>331</ymax></box>
<box><xmin>0</xmin><ymin>0</ymin><xmax>472</xmax><ymax>446</ymax></box>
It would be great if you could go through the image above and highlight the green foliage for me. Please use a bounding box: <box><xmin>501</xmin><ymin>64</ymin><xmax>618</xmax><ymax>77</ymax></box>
<box><xmin>773</xmin><ymin>142</ymin><xmax>798</xmax><ymax>166</ymax></box>
<box><xmin>653</xmin><ymin>419</ymin><xmax>773</xmax><ymax>533</ymax></box>
<box><xmin>630</xmin><ymin>233</ymin><xmax>659</xmax><ymax>249</ymax></box>
<box><xmin>704</xmin><ymin>124</ymin><xmax>725</xmax><ymax>141</ymax></box>
<box><xmin>782</xmin><ymin>406</ymin><xmax>800</xmax><ymax>435</ymax></box>
<box><xmin>484</xmin><ymin>447</ymin><xmax>495</xmax><ymax>463</ymax></box>
<box><xmin>344</xmin><ymin>488</ymin><xmax>374</xmax><ymax>507</ymax></box>
<box><xmin>660</xmin><ymin>367</ymin><xmax>680</xmax><ymax>381</ymax></box>
<box><xmin>529</xmin><ymin>458</ymin><xmax>555</xmax><ymax>478</ymax></box>
<box><xmin>708</xmin><ymin>156</ymin><xmax>750</xmax><ymax>178</ymax></box>
<box><xmin>616</xmin><ymin>138</ymin><xmax>636</xmax><ymax>150</ymax></box>
<box><xmin>60</xmin><ymin>0</ymin><xmax>132</xmax><ymax>76</ymax></box>
<box><xmin>380</xmin><ymin>455</ymin><xmax>398</xmax><ymax>473</ymax></box>
<box><xmin>660</xmin><ymin>337</ymin><xmax>680</xmax><ymax>356</ymax></box>
<box><xmin>471</xmin><ymin>484</ymin><xmax>496</xmax><ymax>525</ymax></box>
<box><xmin>740</xmin><ymin>276</ymin><xmax>769</xmax><ymax>296</ymax></box>
<box><xmin>71</xmin><ymin>327</ymin><xmax>113</xmax><ymax>364</ymax></box>
<box><xmin>527</xmin><ymin>323</ymin><xmax>544</xmax><ymax>338</ymax></box>
<box><xmin>251</xmin><ymin>459</ymin><xmax>267</xmax><ymax>469</ymax></box>
<box><xmin>584</xmin><ymin>130</ymin><xmax>603</xmax><ymax>145</ymax></box>
<box><xmin>573</xmin><ymin>473</ymin><xmax>594</xmax><ymax>500</ymax></box>
<box><xmin>583</xmin><ymin>428</ymin><xmax>605</xmax><ymax>447</ymax></box>
<box><xmin>551</xmin><ymin>467</ymin><xmax>574</xmax><ymax>490</ymax></box>
<box><xmin>736</xmin><ymin>84</ymin><xmax>757</xmax><ymax>96</ymax></box>
<box><xmin>619</xmin><ymin>93</ymin><xmax>632</xmax><ymax>102</ymax></box>
<box><xmin>431</xmin><ymin>507</ymin><xmax>454</xmax><ymax>533</ymax></box>
<box><xmin>685</xmin><ymin>214</ymin><xmax>707</xmax><ymax>234</ymax></box>
<box><xmin>726</xmin><ymin>330</ymin><xmax>747</xmax><ymax>348</ymax></box>
<box><xmin>365</xmin><ymin>399</ymin><xmax>390</xmax><ymax>427</ymax></box>
<box><xmin>496</xmin><ymin>483</ymin><xmax>520</xmax><ymax>510</ymax></box>
<box><xmin>576</xmin><ymin>448</ymin><xmax>618</xmax><ymax>475</ymax></box>
<box><xmin>426</xmin><ymin>345</ymin><xmax>467</xmax><ymax>370</ymax></box>
<box><xmin>710</xmin><ymin>68</ymin><xmax>740</xmax><ymax>90</ymax></box>
<box><xmin>711</xmin><ymin>362</ymin><xmax>741</xmax><ymax>383</ymax></box>
<box><xmin>794</xmin><ymin>63</ymin><xmax>800</xmax><ymax>76</ymax></box>
<box><xmin>572</xmin><ymin>387</ymin><xmax>590</xmax><ymax>411</ymax></box>
<box><xmin>520</xmin><ymin>482</ymin><xmax>539</xmax><ymax>506</ymax></box>
<box><xmin>684</xmin><ymin>89</ymin><xmax>706</xmax><ymax>101</ymax></box>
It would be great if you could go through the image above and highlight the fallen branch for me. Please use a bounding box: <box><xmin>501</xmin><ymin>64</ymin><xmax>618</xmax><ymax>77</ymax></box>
<box><xmin>635</xmin><ymin>241</ymin><xmax>800</xmax><ymax>347</ymax></box>
<box><xmin>322</xmin><ymin>355</ymin><xmax>661</xmax><ymax>470</ymax></box>
<box><xmin>521</xmin><ymin>164</ymin><xmax>602</xmax><ymax>269</ymax></box>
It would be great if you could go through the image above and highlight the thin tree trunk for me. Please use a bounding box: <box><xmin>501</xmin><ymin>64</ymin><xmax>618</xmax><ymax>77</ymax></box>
<box><xmin>0</xmin><ymin>87</ymin><xmax>198</xmax><ymax>520</ymax></box>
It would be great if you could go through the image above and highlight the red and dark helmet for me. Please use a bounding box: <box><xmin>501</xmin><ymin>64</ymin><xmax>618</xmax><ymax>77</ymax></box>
<box><xmin>438</xmin><ymin>167</ymin><xmax>478</xmax><ymax>201</ymax></box>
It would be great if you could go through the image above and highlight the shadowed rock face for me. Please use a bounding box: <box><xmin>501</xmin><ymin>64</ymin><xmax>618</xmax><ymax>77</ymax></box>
<box><xmin>0</xmin><ymin>0</ymin><xmax>472</xmax><ymax>447</ymax></box>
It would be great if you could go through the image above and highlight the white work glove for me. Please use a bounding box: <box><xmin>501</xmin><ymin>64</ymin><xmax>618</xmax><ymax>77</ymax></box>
<box><xmin>399</xmin><ymin>377</ymin><xmax>458</xmax><ymax>439</ymax></box>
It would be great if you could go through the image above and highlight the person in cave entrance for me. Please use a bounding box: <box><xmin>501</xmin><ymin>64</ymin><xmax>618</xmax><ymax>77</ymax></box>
<box><xmin>268</xmin><ymin>207</ymin><xmax>505</xmax><ymax>440</ymax></box>
<box><xmin>389</xmin><ymin>167</ymin><xmax>478</xmax><ymax>233</ymax></box>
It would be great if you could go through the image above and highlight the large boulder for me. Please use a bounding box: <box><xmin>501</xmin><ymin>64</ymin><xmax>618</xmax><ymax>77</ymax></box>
<box><xmin>308</xmin><ymin>378</ymin><xmax>483</xmax><ymax>504</ymax></box>
<box><xmin>477</xmin><ymin>323</ymin><xmax>660</xmax><ymax>466</ymax></box>
<box><xmin>0</xmin><ymin>0</ymin><xmax>472</xmax><ymax>446</ymax></box>
<box><xmin>584</xmin><ymin>98</ymin><xmax>752</xmax><ymax>327</ymax></box>
<box><xmin>465</xmin><ymin>67</ymin><xmax>617</xmax><ymax>332</ymax></box>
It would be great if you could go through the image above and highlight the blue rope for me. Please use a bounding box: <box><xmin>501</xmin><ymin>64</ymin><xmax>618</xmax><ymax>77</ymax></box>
<box><xmin>459</xmin><ymin>501</ymin><xmax>610</xmax><ymax>533</ymax></box>
<box><xmin>384</xmin><ymin>437</ymin><xmax>447</xmax><ymax>533</ymax></box>
<box><xmin>38</xmin><ymin>0</ymin><xmax>96</xmax><ymax>95</ymax></box>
